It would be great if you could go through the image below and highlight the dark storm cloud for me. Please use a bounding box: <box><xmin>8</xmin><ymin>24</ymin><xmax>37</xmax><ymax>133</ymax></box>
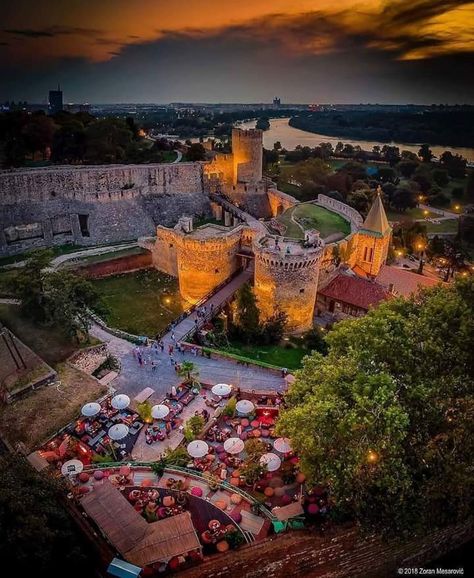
<box><xmin>380</xmin><ymin>0</ymin><xmax>471</xmax><ymax>27</ymax></box>
<box><xmin>0</xmin><ymin>4</ymin><xmax>472</xmax><ymax>104</ymax></box>
<box><xmin>3</xmin><ymin>26</ymin><xmax>103</xmax><ymax>39</ymax></box>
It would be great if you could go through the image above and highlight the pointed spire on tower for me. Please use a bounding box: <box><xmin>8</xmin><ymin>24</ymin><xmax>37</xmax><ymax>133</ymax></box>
<box><xmin>360</xmin><ymin>186</ymin><xmax>391</xmax><ymax>237</ymax></box>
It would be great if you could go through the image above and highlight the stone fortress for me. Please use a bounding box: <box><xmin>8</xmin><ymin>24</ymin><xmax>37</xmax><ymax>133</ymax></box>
<box><xmin>0</xmin><ymin>127</ymin><xmax>391</xmax><ymax>333</ymax></box>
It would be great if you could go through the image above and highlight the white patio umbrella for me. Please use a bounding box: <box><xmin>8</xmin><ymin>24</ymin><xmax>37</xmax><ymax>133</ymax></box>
<box><xmin>61</xmin><ymin>459</ymin><xmax>84</xmax><ymax>476</ymax></box>
<box><xmin>211</xmin><ymin>383</ymin><xmax>232</xmax><ymax>397</ymax></box>
<box><xmin>236</xmin><ymin>399</ymin><xmax>255</xmax><ymax>415</ymax></box>
<box><xmin>260</xmin><ymin>452</ymin><xmax>282</xmax><ymax>472</ymax></box>
<box><xmin>108</xmin><ymin>423</ymin><xmax>130</xmax><ymax>441</ymax></box>
<box><xmin>224</xmin><ymin>437</ymin><xmax>245</xmax><ymax>455</ymax></box>
<box><xmin>187</xmin><ymin>440</ymin><xmax>209</xmax><ymax>458</ymax></box>
<box><xmin>151</xmin><ymin>404</ymin><xmax>170</xmax><ymax>419</ymax></box>
<box><xmin>81</xmin><ymin>402</ymin><xmax>101</xmax><ymax>417</ymax></box>
<box><xmin>273</xmin><ymin>437</ymin><xmax>292</xmax><ymax>454</ymax></box>
<box><xmin>111</xmin><ymin>394</ymin><xmax>130</xmax><ymax>410</ymax></box>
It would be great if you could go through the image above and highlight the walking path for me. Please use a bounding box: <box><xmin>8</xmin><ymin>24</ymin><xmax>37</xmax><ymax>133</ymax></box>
<box><xmin>0</xmin><ymin>242</ymin><xmax>138</xmax><ymax>270</ymax></box>
<box><xmin>91</xmin><ymin>322</ymin><xmax>285</xmax><ymax>403</ymax></box>
<box><xmin>168</xmin><ymin>268</ymin><xmax>253</xmax><ymax>342</ymax></box>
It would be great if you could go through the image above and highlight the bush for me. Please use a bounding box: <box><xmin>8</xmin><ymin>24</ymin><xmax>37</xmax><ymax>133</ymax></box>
<box><xmin>137</xmin><ymin>401</ymin><xmax>152</xmax><ymax>423</ymax></box>
<box><xmin>223</xmin><ymin>397</ymin><xmax>237</xmax><ymax>417</ymax></box>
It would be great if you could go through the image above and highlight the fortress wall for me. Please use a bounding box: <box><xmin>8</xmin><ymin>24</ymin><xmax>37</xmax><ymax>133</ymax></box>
<box><xmin>316</xmin><ymin>194</ymin><xmax>363</xmax><ymax>232</ymax></box>
<box><xmin>176</xmin><ymin>229</ymin><xmax>243</xmax><ymax>303</ymax></box>
<box><xmin>225</xmin><ymin>182</ymin><xmax>272</xmax><ymax>218</ymax></box>
<box><xmin>0</xmin><ymin>163</ymin><xmax>210</xmax><ymax>256</ymax></box>
<box><xmin>254</xmin><ymin>241</ymin><xmax>325</xmax><ymax>333</ymax></box>
<box><xmin>0</xmin><ymin>162</ymin><xmax>204</xmax><ymax>203</ymax></box>
<box><xmin>204</xmin><ymin>154</ymin><xmax>234</xmax><ymax>185</ymax></box>
<box><xmin>267</xmin><ymin>188</ymin><xmax>298</xmax><ymax>217</ymax></box>
<box><xmin>232</xmin><ymin>128</ymin><xmax>263</xmax><ymax>184</ymax></box>
<box><xmin>150</xmin><ymin>227</ymin><xmax>180</xmax><ymax>277</ymax></box>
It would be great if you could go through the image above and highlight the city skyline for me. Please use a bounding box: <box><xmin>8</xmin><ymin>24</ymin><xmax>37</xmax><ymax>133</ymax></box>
<box><xmin>1</xmin><ymin>0</ymin><xmax>473</xmax><ymax>104</ymax></box>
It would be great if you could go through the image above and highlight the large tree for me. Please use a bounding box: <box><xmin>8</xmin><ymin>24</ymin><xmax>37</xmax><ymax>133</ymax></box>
<box><xmin>277</xmin><ymin>279</ymin><xmax>474</xmax><ymax>536</ymax></box>
<box><xmin>13</xmin><ymin>250</ymin><xmax>99</xmax><ymax>339</ymax></box>
<box><xmin>0</xmin><ymin>455</ymin><xmax>95</xmax><ymax>577</ymax></box>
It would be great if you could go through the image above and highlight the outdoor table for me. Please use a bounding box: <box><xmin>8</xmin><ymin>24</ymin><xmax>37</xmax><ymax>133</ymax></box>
<box><xmin>216</xmin><ymin>540</ymin><xmax>229</xmax><ymax>552</ymax></box>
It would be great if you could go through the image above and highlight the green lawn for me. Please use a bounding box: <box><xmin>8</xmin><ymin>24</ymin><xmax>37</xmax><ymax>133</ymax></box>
<box><xmin>91</xmin><ymin>269</ymin><xmax>184</xmax><ymax>337</ymax></box>
<box><xmin>222</xmin><ymin>342</ymin><xmax>307</xmax><ymax>370</ymax></box>
<box><xmin>386</xmin><ymin>207</ymin><xmax>439</xmax><ymax>221</ymax></box>
<box><xmin>0</xmin><ymin>304</ymin><xmax>99</xmax><ymax>365</ymax></box>
<box><xmin>0</xmin><ymin>269</ymin><xmax>19</xmax><ymax>297</ymax></box>
<box><xmin>277</xmin><ymin>203</ymin><xmax>351</xmax><ymax>239</ymax></box>
<box><xmin>425</xmin><ymin>219</ymin><xmax>459</xmax><ymax>234</ymax></box>
<box><xmin>293</xmin><ymin>203</ymin><xmax>351</xmax><ymax>238</ymax></box>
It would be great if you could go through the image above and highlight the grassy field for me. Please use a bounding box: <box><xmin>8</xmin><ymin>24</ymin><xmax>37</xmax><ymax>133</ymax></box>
<box><xmin>91</xmin><ymin>269</ymin><xmax>184</xmax><ymax>337</ymax></box>
<box><xmin>425</xmin><ymin>219</ymin><xmax>459</xmax><ymax>234</ymax></box>
<box><xmin>386</xmin><ymin>207</ymin><xmax>439</xmax><ymax>221</ymax></box>
<box><xmin>0</xmin><ymin>304</ymin><xmax>100</xmax><ymax>365</ymax></box>
<box><xmin>222</xmin><ymin>342</ymin><xmax>307</xmax><ymax>370</ymax></box>
<box><xmin>277</xmin><ymin>203</ymin><xmax>351</xmax><ymax>239</ymax></box>
<box><xmin>0</xmin><ymin>363</ymin><xmax>107</xmax><ymax>451</ymax></box>
<box><xmin>0</xmin><ymin>268</ymin><xmax>19</xmax><ymax>296</ymax></box>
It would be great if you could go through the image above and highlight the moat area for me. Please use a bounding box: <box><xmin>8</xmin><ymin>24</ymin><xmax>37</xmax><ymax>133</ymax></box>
<box><xmin>91</xmin><ymin>269</ymin><xmax>184</xmax><ymax>337</ymax></box>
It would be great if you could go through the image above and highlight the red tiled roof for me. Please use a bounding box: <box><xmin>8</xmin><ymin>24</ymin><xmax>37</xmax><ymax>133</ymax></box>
<box><xmin>376</xmin><ymin>265</ymin><xmax>442</xmax><ymax>297</ymax></box>
<box><xmin>318</xmin><ymin>273</ymin><xmax>390</xmax><ymax>310</ymax></box>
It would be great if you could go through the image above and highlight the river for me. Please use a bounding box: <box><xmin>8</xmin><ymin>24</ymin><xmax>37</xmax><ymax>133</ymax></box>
<box><xmin>238</xmin><ymin>118</ymin><xmax>474</xmax><ymax>163</ymax></box>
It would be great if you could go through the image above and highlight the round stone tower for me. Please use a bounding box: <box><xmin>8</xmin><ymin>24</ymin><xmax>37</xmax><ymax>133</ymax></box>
<box><xmin>253</xmin><ymin>233</ymin><xmax>325</xmax><ymax>333</ymax></box>
<box><xmin>175</xmin><ymin>225</ymin><xmax>242</xmax><ymax>304</ymax></box>
<box><xmin>232</xmin><ymin>128</ymin><xmax>263</xmax><ymax>184</ymax></box>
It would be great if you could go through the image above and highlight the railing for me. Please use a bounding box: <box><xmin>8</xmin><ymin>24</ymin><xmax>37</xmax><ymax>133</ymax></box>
<box><xmin>80</xmin><ymin>462</ymin><xmax>276</xmax><ymax>522</ymax></box>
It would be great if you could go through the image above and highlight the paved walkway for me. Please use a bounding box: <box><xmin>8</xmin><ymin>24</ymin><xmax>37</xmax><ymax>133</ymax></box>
<box><xmin>1</xmin><ymin>242</ymin><xmax>138</xmax><ymax>270</ymax></box>
<box><xmin>90</xmin><ymin>321</ymin><xmax>285</xmax><ymax>403</ymax></box>
<box><xmin>169</xmin><ymin>268</ymin><xmax>253</xmax><ymax>342</ymax></box>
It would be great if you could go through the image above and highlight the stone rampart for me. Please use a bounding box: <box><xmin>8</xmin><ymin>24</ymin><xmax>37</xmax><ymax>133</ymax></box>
<box><xmin>0</xmin><ymin>163</ymin><xmax>210</xmax><ymax>256</ymax></box>
<box><xmin>267</xmin><ymin>188</ymin><xmax>298</xmax><ymax>217</ymax></box>
<box><xmin>316</xmin><ymin>194</ymin><xmax>363</xmax><ymax>232</ymax></box>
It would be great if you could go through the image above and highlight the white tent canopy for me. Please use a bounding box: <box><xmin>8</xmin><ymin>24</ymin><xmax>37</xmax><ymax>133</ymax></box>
<box><xmin>211</xmin><ymin>383</ymin><xmax>232</xmax><ymax>397</ymax></box>
<box><xmin>108</xmin><ymin>424</ymin><xmax>130</xmax><ymax>441</ymax></box>
<box><xmin>111</xmin><ymin>394</ymin><xmax>130</xmax><ymax>410</ymax></box>
<box><xmin>273</xmin><ymin>437</ymin><xmax>292</xmax><ymax>454</ymax></box>
<box><xmin>235</xmin><ymin>399</ymin><xmax>255</xmax><ymax>415</ymax></box>
<box><xmin>223</xmin><ymin>437</ymin><xmax>244</xmax><ymax>455</ymax></box>
<box><xmin>260</xmin><ymin>452</ymin><xmax>282</xmax><ymax>472</ymax></box>
<box><xmin>187</xmin><ymin>440</ymin><xmax>209</xmax><ymax>458</ymax></box>
<box><xmin>151</xmin><ymin>404</ymin><xmax>170</xmax><ymax>419</ymax></box>
<box><xmin>81</xmin><ymin>402</ymin><xmax>101</xmax><ymax>417</ymax></box>
<box><xmin>61</xmin><ymin>459</ymin><xmax>84</xmax><ymax>476</ymax></box>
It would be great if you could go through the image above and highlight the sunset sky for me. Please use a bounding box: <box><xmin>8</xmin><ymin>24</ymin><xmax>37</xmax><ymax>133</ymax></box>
<box><xmin>1</xmin><ymin>0</ymin><xmax>473</xmax><ymax>103</ymax></box>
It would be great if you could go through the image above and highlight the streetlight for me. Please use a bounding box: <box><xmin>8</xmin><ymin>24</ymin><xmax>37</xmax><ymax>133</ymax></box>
<box><xmin>367</xmin><ymin>450</ymin><xmax>379</xmax><ymax>464</ymax></box>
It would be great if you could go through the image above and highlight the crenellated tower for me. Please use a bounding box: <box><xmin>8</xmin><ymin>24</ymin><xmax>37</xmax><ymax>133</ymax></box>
<box><xmin>253</xmin><ymin>233</ymin><xmax>325</xmax><ymax>333</ymax></box>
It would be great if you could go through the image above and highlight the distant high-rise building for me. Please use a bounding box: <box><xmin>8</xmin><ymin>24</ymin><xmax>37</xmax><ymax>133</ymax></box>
<box><xmin>273</xmin><ymin>97</ymin><xmax>281</xmax><ymax>108</ymax></box>
<box><xmin>48</xmin><ymin>85</ymin><xmax>63</xmax><ymax>115</ymax></box>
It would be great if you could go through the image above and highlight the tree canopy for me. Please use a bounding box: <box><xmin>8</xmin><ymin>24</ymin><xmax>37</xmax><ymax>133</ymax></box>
<box><xmin>277</xmin><ymin>279</ymin><xmax>474</xmax><ymax>536</ymax></box>
<box><xmin>0</xmin><ymin>455</ymin><xmax>95</xmax><ymax>577</ymax></box>
<box><xmin>13</xmin><ymin>250</ymin><xmax>99</xmax><ymax>339</ymax></box>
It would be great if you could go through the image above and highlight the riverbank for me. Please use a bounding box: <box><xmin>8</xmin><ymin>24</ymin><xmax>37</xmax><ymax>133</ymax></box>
<box><xmin>239</xmin><ymin>118</ymin><xmax>474</xmax><ymax>163</ymax></box>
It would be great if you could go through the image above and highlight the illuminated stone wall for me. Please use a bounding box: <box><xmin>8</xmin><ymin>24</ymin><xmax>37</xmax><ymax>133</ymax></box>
<box><xmin>352</xmin><ymin>231</ymin><xmax>391</xmax><ymax>277</ymax></box>
<box><xmin>0</xmin><ymin>162</ymin><xmax>210</xmax><ymax>256</ymax></box>
<box><xmin>232</xmin><ymin>128</ymin><xmax>263</xmax><ymax>184</ymax></box>
<box><xmin>254</xmin><ymin>236</ymin><xmax>325</xmax><ymax>333</ymax></box>
<box><xmin>267</xmin><ymin>188</ymin><xmax>298</xmax><ymax>217</ymax></box>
